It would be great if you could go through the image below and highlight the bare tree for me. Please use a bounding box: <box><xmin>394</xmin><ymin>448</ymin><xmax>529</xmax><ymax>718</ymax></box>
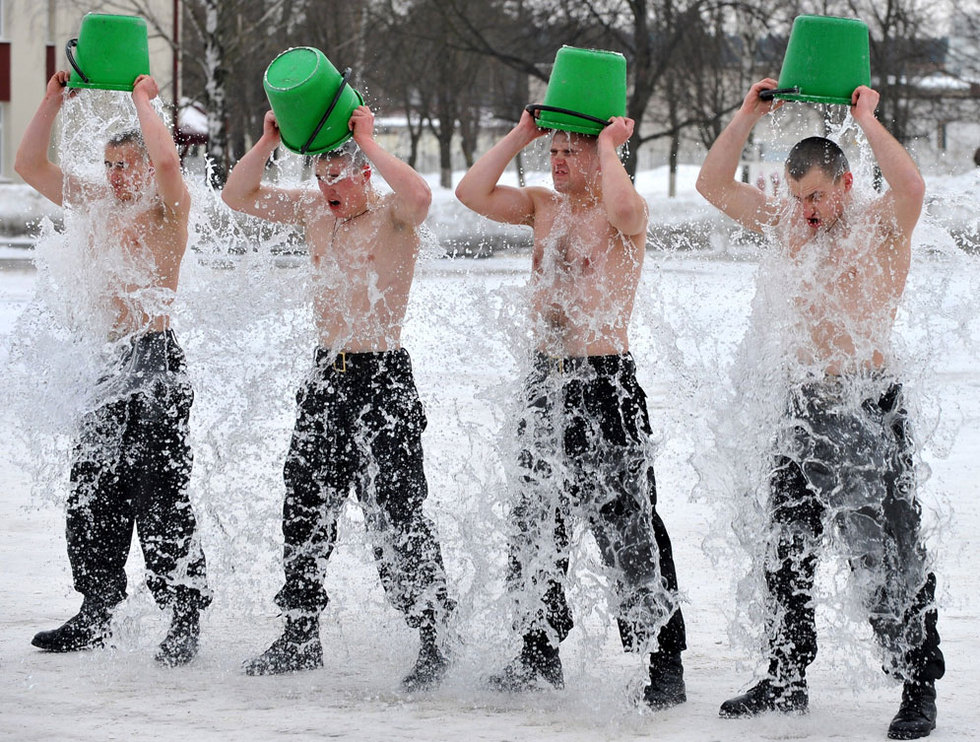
<box><xmin>433</xmin><ymin>0</ymin><xmax>774</xmax><ymax>179</ymax></box>
<box><xmin>78</xmin><ymin>0</ymin><xmax>314</xmax><ymax>186</ymax></box>
<box><xmin>370</xmin><ymin>0</ymin><xmax>494</xmax><ymax>187</ymax></box>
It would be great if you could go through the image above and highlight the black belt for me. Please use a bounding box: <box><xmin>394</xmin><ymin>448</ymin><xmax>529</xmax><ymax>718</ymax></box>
<box><xmin>533</xmin><ymin>352</ymin><xmax>633</xmax><ymax>376</ymax></box>
<box><xmin>313</xmin><ymin>348</ymin><xmax>408</xmax><ymax>374</ymax></box>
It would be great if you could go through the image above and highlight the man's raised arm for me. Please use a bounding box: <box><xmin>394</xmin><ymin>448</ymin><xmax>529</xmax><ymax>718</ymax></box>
<box><xmin>132</xmin><ymin>75</ymin><xmax>189</xmax><ymax>216</ymax></box>
<box><xmin>14</xmin><ymin>71</ymin><xmax>73</xmax><ymax>206</ymax></box>
<box><xmin>597</xmin><ymin>116</ymin><xmax>647</xmax><ymax>236</ymax></box>
<box><xmin>455</xmin><ymin>109</ymin><xmax>548</xmax><ymax>226</ymax></box>
<box><xmin>348</xmin><ymin>105</ymin><xmax>430</xmax><ymax>227</ymax></box>
<box><xmin>696</xmin><ymin>78</ymin><xmax>780</xmax><ymax>233</ymax></box>
<box><xmin>850</xmin><ymin>86</ymin><xmax>925</xmax><ymax>236</ymax></box>
<box><xmin>222</xmin><ymin>110</ymin><xmax>305</xmax><ymax>225</ymax></box>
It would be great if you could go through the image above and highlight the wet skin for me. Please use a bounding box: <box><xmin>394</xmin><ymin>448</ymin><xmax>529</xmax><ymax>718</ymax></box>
<box><xmin>14</xmin><ymin>72</ymin><xmax>190</xmax><ymax>339</ymax></box>
<box><xmin>696</xmin><ymin>80</ymin><xmax>924</xmax><ymax>376</ymax></box>
<box><xmin>530</xmin><ymin>131</ymin><xmax>643</xmax><ymax>357</ymax></box>
<box><xmin>455</xmin><ymin>113</ymin><xmax>648</xmax><ymax>358</ymax></box>
<box><xmin>221</xmin><ymin>105</ymin><xmax>431</xmax><ymax>353</ymax></box>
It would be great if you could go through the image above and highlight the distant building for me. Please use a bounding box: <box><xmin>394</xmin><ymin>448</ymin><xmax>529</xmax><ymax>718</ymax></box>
<box><xmin>0</xmin><ymin>0</ymin><xmax>175</xmax><ymax>183</ymax></box>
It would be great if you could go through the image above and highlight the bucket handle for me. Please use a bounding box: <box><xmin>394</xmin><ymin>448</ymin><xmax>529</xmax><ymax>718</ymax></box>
<box><xmin>301</xmin><ymin>67</ymin><xmax>354</xmax><ymax>155</ymax></box>
<box><xmin>525</xmin><ymin>104</ymin><xmax>611</xmax><ymax>128</ymax></box>
<box><xmin>759</xmin><ymin>87</ymin><xmax>800</xmax><ymax>101</ymax></box>
<box><xmin>65</xmin><ymin>39</ymin><xmax>90</xmax><ymax>85</ymax></box>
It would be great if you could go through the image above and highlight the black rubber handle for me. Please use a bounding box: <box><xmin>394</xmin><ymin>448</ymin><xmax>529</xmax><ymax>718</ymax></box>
<box><xmin>65</xmin><ymin>39</ymin><xmax>89</xmax><ymax>84</ymax></box>
<box><xmin>759</xmin><ymin>87</ymin><xmax>800</xmax><ymax>101</ymax></box>
<box><xmin>301</xmin><ymin>67</ymin><xmax>353</xmax><ymax>155</ymax></box>
<box><xmin>525</xmin><ymin>104</ymin><xmax>611</xmax><ymax>128</ymax></box>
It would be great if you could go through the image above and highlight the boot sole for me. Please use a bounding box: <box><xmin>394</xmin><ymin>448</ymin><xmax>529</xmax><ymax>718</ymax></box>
<box><xmin>887</xmin><ymin>722</ymin><xmax>936</xmax><ymax>740</ymax></box>
<box><xmin>243</xmin><ymin>658</ymin><xmax>323</xmax><ymax>676</ymax></box>
<box><xmin>31</xmin><ymin>637</ymin><xmax>108</xmax><ymax>652</ymax></box>
<box><xmin>719</xmin><ymin>705</ymin><xmax>809</xmax><ymax>719</ymax></box>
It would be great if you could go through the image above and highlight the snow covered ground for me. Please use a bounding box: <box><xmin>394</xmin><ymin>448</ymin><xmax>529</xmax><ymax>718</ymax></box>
<box><xmin>1</xmin><ymin>167</ymin><xmax>978</xmax><ymax>741</ymax></box>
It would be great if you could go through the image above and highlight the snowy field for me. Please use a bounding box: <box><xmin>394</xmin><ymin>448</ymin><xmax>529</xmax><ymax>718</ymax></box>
<box><xmin>1</xmin><ymin>168</ymin><xmax>979</xmax><ymax>742</ymax></box>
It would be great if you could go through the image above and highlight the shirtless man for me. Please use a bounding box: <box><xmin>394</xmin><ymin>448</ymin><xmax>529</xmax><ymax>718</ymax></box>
<box><xmin>697</xmin><ymin>80</ymin><xmax>945</xmax><ymax>739</ymax></box>
<box><xmin>455</xmin><ymin>111</ymin><xmax>686</xmax><ymax>709</ymax></box>
<box><xmin>15</xmin><ymin>72</ymin><xmax>211</xmax><ymax>666</ymax></box>
<box><xmin>222</xmin><ymin>105</ymin><xmax>454</xmax><ymax>690</ymax></box>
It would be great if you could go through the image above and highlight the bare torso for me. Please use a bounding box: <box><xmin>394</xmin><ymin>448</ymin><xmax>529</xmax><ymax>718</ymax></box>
<box><xmin>301</xmin><ymin>192</ymin><xmax>419</xmax><ymax>351</ymax></box>
<box><xmin>528</xmin><ymin>189</ymin><xmax>644</xmax><ymax>357</ymax></box>
<box><xmin>79</xmin><ymin>191</ymin><xmax>188</xmax><ymax>339</ymax></box>
<box><xmin>780</xmin><ymin>203</ymin><xmax>910</xmax><ymax>375</ymax></box>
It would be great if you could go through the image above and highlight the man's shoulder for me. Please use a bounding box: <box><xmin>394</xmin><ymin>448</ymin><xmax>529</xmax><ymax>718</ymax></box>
<box><xmin>525</xmin><ymin>185</ymin><xmax>560</xmax><ymax>212</ymax></box>
<box><xmin>525</xmin><ymin>185</ymin><xmax>557</xmax><ymax>199</ymax></box>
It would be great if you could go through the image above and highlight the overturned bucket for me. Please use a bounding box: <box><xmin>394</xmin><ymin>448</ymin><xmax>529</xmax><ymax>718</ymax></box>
<box><xmin>526</xmin><ymin>46</ymin><xmax>627</xmax><ymax>135</ymax></box>
<box><xmin>263</xmin><ymin>47</ymin><xmax>364</xmax><ymax>156</ymax></box>
<box><xmin>764</xmin><ymin>15</ymin><xmax>871</xmax><ymax>105</ymax></box>
<box><xmin>66</xmin><ymin>13</ymin><xmax>151</xmax><ymax>91</ymax></box>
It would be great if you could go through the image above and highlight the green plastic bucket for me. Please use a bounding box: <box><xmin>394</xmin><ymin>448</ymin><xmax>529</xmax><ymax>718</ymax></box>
<box><xmin>263</xmin><ymin>47</ymin><xmax>364</xmax><ymax>155</ymax></box>
<box><xmin>66</xmin><ymin>13</ymin><xmax>151</xmax><ymax>91</ymax></box>
<box><xmin>526</xmin><ymin>46</ymin><xmax>627</xmax><ymax>135</ymax></box>
<box><xmin>768</xmin><ymin>15</ymin><xmax>871</xmax><ymax>105</ymax></box>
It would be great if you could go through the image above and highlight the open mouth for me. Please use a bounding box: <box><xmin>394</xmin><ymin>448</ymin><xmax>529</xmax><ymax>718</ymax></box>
<box><xmin>328</xmin><ymin>199</ymin><xmax>342</xmax><ymax>208</ymax></box>
<box><xmin>807</xmin><ymin>217</ymin><xmax>821</xmax><ymax>228</ymax></box>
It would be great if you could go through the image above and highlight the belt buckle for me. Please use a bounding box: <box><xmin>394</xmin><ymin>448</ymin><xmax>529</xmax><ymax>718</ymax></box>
<box><xmin>333</xmin><ymin>351</ymin><xmax>347</xmax><ymax>373</ymax></box>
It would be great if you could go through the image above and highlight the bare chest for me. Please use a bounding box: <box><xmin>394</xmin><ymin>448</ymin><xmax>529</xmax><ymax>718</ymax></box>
<box><xmin>308</xmin><ymin>211</ymin><xmax>417</xmax><ymax>284</ymax></box>
<box><xmin>534</xmin><ymin>209</ymin><xmax>626</xmax><ymax>279</ymax></box>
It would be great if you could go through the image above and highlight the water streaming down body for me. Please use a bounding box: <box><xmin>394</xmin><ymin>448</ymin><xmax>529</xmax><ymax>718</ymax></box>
<box><xmin>6</xmin><ymin>91</ymin><xmax>191</xmax><ymax>484</ymax></box>
<box><xmin>0</xmin><ymin>90</ymin><xmax>687</xmax><ymax>713</ymax></box>
<box><xmin>4</xmin><ymin>90</ymin><xmax>315</xmax><ymax>637</ymax></box>
<box><xmin>5</xmin><ymin>86</ymin><xmax>971</xmax><ymax>716</ymax></box>
<box><xmin>692</xmin><ymin>104</ymin><xmax>965</xmax><ymax>686</ymax></box>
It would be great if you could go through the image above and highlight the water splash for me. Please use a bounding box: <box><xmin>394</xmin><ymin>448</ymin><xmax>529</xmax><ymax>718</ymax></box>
<box><xmin>691</xmin><ymin>103</ymin><xmax>971</xmax><ymax>687</ymax></box>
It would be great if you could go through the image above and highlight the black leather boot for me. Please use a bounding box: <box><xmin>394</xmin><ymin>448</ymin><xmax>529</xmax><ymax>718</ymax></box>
<box><xmin>642</xmin><ymin>651</ymin><xmax>686</xmax><ymax>710</ymax></box>
<box><xmin>31</xmin><ymin>600</ymin><xmax>112</xmax><ymax>652</ymax></box>
<box><xmin>243</xmin><ymin>613</ymin><xmax>323</xmax><ymax>676</ymax></box>
<box><xmin>888</xmin><ymin>680</ymin><xmax>937</xmax><ymax>739</ymax></box>
<box><xmin>488</xmin><ymin>631</ymin><xmax>564</xmax><ymax>691</ymax></box>
<box><xmin>155</xmin><ymin>604</ymin><xmax>201</xmax><ymax>667</ymax></box>
<box><xmin>719</xmin><ymin>676</ymin><xmax>809</xmax><ymax>717</ymax></box>
<box><xmin>401</xmin><ymin>620</ymin><xmax>450</xmax><ymax>692</ymax></box>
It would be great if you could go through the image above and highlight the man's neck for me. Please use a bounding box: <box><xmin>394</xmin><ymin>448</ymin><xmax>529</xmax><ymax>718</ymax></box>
<box><xmin>565</xmin><ymin>187</ymin><xmax>601</xmax><ymax>211</ymax></box>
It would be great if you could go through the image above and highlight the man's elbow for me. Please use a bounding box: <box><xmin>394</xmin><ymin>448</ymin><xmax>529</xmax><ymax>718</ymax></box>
<box><xmin>220</xmin><ymin>175</ymin><xmax>246</xmax><ymax>209</ymax></box>
<box><xmin>696</xmin><ymin>172</ymin><xmax>728</xmax><ymax>208</ymax></box>
<box><xmin>695</xmin><ymin>171</ymin><xmax>712</xmax><ymax>199</ymax></box>
<box><xmin>905</xmin><ymin>172</ymin><xmax>926</xmax><ymax>205</ymax></box>
<box><xmin>14</xmin><ymin>151</ymin><xmax>35</xmax><ymax>181</ymax></box>
<box><xmin>220</xmin><ymin>187</ymin><xmax>240</xmax><ymax>209</ymax></box>
<box><xmin>455</xmin><ymin>183</ymin><xmax>489</xmax><ymax>212</ymax></box>
<box><xmin>454</xmin><ymin>182</ymin><xmax>472</xmax><ymax>207</ymax></box>
<box><xmin>411</xmin><ymin>181</ymin><xmax>432</xmax><ymax>215</ymax></box>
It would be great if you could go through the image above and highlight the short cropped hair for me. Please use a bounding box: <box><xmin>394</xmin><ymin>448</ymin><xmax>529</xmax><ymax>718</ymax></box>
<box><xmin>317</xmin><ymin>141</ymin><xmax>368</xmax><ymax>168</ymax></box>
<box><xmin>552</xmin><ymin>129</ymin><xmax>598</xmax><ymax>146</ymax></box>
<box><xmin>785</xmin><ymin>136</ymin><xmax>849</xmax><ymax>181</ymax></box>
<box><xmin>107</xmin><ymin>129</ymin><xmax>147</xmax><ymax>151</ymax></box>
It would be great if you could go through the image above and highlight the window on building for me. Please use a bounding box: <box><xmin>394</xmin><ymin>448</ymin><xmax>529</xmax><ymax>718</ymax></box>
<box><xmin>0</xmin><ymin>42</ymin><xmax>9</xmax><ymax>102</ymax></box>
<box><xmin>0</xmin><ymin>104</ymin><xmax>5</xmax><ymax>177</ymax></box>
<box><xmin>0</xmin><ymin>0</ymin><xmax>6</xmax><ymax>179</ymax></box>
